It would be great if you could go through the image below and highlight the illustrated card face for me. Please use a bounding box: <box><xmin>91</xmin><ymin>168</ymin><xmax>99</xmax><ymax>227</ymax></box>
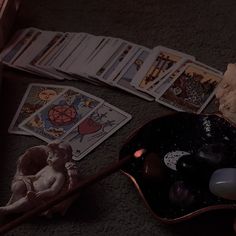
<box><xmin>8</xmin><ymin>84</ymin><xmax>68</xmax><ymax>135</ymax></box>
<box><xmin>19</xmin><ymin>88</ymin><xmax>104</xmax><ymax>142</ymax></box>
<box><xmin>157</xmin><ymin>62</ymin><xmax>223</xmax><ymax>113</ymax></box>
<box><xmin>64</xmin><ymin>102</ymin><xmax>132</xmax><ymax>160</ymax></box>
<box><xmin>132</xmin><ymin>46</ymin><xmax>194</xmax><ymax>92</ymax></box>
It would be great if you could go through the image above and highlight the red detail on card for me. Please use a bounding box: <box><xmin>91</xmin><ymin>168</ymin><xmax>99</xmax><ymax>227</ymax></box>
<box><xmin>78</xmin><ymin>118</ymin><xmax>102</xmax><ymax>135</ymax></box>
<box><xmin>48</xmin><ymin>105</ymin><xmax>77</xmax><ymax>126</ymax></box>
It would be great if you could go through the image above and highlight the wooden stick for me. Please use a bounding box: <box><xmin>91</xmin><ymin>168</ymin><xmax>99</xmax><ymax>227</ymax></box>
<box><xmin>0</xmin><ymin>154</ymin><xmax>133</xmax><ymax>235</ymax></box>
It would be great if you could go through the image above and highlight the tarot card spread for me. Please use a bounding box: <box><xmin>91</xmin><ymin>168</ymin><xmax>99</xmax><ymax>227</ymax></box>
<box><xmin>19</xmin><ymin>87</ymin><xmax>104</xmax><ymax>142</ymax></box>
<box><xmin>157</xmin><ymin>63</ymin><xmax>222</xmax><ymax>113</ymax></box>
<box><xmin>1</xmin><ymin>27</ymin><xmax>224</xmax><ymax>113</ymax></box>
<box><xmin>9</xmin><ymin>82</ymin><xmax>132</xmax><ymax>161</ymax></box>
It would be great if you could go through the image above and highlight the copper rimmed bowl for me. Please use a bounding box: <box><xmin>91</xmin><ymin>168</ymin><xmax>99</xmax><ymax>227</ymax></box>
<box><xmin>119</xmin><ymin>112</ymin><xmax>236</xmax><ymax>223</ymax></box>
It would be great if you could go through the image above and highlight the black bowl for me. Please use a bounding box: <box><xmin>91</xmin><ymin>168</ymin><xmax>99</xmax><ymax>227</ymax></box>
<box><xmin>119</xmin><ymin>112</ymin><xmax>236</xmax><ymax>223</ymax></box>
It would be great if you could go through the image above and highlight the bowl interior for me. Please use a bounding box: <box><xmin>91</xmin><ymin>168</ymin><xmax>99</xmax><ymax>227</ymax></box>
<box><xmin>119</xmin><ymin>113</ymin><xmax>236</xmax><ymax>222</ymax></box>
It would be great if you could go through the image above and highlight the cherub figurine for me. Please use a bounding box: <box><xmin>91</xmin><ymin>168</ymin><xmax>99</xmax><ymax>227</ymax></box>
<box><xmin>0</xmin><ymin>141</ymin><xmax>79</xmax><ymax>216</ymax></box>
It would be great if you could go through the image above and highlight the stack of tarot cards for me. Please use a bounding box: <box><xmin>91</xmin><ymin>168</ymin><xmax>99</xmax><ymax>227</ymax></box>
<box><xmin>0</xmin><ymin>0</ymin><xmax>21</xmax><ymax>49</ymax></box>
<box><xmin>8</xmin><ymin>83</ymin><xmax>132</xmax><ymax>161</ymax></box>
<box><xmin>1</xmin><ymin>27</ymin><xmax>223</xmax><ymax>114</ymax></box>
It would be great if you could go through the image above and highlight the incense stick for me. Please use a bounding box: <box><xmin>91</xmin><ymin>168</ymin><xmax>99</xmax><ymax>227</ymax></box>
<box><xmin>0</xmin><ymin>154</ymin><xmax>133</xmax><ymax>235</ymax></box>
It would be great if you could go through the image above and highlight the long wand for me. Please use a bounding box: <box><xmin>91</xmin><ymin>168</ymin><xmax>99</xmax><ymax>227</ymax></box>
<box><xmin>0</xmin><ymin>149</ymin><xmax>145</xmax><ymax>235</ymax></box>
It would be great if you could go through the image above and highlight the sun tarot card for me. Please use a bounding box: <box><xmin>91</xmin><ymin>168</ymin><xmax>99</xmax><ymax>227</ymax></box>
<box><xmin>157</xmin><ymin>62</ymin><xmax>223</xmax><ymax>113</ymax></box>
<box><xmin>64</xmin><ymin>102</ymin><xmax>132</xmax><ymax>161</ymax></box>
<box><xmin>132</xmin><ymin>46</ymin><xmax>194</xmax><ymax>92</ymax></box>
<box><xmin>19</xmin><ymin>87</ymin><xmax>104</xmax><ymax>142</ymax></box>
<box><xmin>8</xmin><ymin>83</ymin><xmax>68</xmax><ymax>135</ymax></box>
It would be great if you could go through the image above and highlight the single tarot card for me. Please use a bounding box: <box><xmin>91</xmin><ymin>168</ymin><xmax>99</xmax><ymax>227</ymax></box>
<box><xmin>8</xmin><ymin>83</ymin><xmax>68</xmax><ymax>135</ymax></box>
<box><xmin>19</xmin><ymin>87</ymin><xmax>104</xmax><ymax>142</ymax></box>
<box><xmin>132</xmin><ymin>46</ymin><xmax>194</xmax><ymax>92</ymax></box>
<box><xmin>157</xmin><ymin>62</ymin><xmax>223</xmax><ymax>113</ymax></box>
<box><xmin>64</xmin><ymin>102</ymin><xmax>132</xmax><ymax>161</ymax></box>
<box><xmin>113</xmin><ymin>47</ymin><xmax>154</xmax><ymax>100</ymax></box>
<box><xmin>1</xmin><ymin>28</ymin><xmax>40</xmax><ymax>65</ymax></box>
